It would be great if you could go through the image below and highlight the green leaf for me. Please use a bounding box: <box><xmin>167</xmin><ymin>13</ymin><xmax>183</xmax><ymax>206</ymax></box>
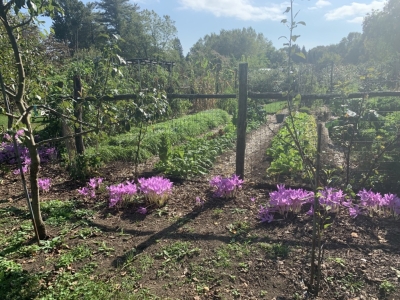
<box><xmin>291</xmin><ymin>35</ymin><xmax>300</xmax><ymax>42</ymax></box>
<box><xmin>27</xmin><ymin>0</ymin><xmax>37</xmax><ymax>13</ymax></box>
<box><xmin>297</xmin><ymin>21</ymin><xmax>306</xmax><ymax>26</ymax></box>
<box><xmin>295</xmin><ymin>52</ymin><xmax>306</xmax><ymax>59</ymax></box>
<box><xmin>15</xmin><ymin>0</ymin><xmax>25</xmax><ymax>9</ymax></box>
<box><xmin>281</xmin><ymin>19</ymin><xmax>287</xmax><ymax>24</ymax></box>
<box><xmin>284</xmin><ymin>7</ymin><xmax>290</xmax><ymax>13</ymax></box>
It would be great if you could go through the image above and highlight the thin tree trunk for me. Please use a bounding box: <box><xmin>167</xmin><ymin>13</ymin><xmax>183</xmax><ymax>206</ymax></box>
<box><xmin>1</xmin><ymin>9</ymin><xmax>47</xmax><ymax>238</ymax></box>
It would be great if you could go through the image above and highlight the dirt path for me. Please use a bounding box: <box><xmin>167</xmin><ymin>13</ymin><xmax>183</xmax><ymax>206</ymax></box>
<box><xmin>209</xmin><ymin>114</ymin><xmax>282</xmax><ymax>181</ymax></box>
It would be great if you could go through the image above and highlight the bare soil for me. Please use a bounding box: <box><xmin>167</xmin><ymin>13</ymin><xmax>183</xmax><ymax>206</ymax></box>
<box><xmin>1</xmin><ymin>114</ymin><xmax>399</xmax><ymax>300</ymax></box>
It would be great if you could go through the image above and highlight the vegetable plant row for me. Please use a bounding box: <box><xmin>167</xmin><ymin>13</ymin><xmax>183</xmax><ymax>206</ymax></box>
<box><xmin>266</xmin><ymin>112</ymin><xmax>317</xmax><ymax>177</ymax></box>
<box><xmin>86</xmin><ymin>109</ymin><xmax>231</xmax><ymax>164</ymax></box>
<box><xmin>263</xmin><ymin>101</ymin><xmax>287</xmax><ymax>114</ymax></box>
<box><xmin>155</xmin><ymin>124</ymin><xmax>236</xmax><ymax>178</ymax></box>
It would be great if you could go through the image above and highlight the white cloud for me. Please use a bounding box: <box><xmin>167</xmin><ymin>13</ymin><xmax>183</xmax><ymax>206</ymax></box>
<box><xmin>347</xmin><ymin>16</ymin><xmax>364</xmax><ymax>24</ymax></box>
<box><xmin>308</xmin><ymin>0</ymin><xmax>331</xmax><ymax>10</ymax></box>
<box><xmin>178</xmin><ymin>0</ymin><xmax>287</xmax><ymax>21</ymax></box>
<box><xmin>324</xmin><ymin>1</ymin><xmax>385</xmax><ymax>21</ymax></box>
<box><xmin>316</xmin><ymin>0</ymin><xmax>331</xmax><ymax>8</ymax></box>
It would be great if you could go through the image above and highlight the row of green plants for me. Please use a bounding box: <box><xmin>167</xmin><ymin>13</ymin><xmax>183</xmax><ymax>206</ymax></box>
<box><xmin>155</xmin><ymin>124</ymin><xmax>236</xmax><ymax>178</ymax></box>
<box><xmin>263</xmin><ymin>101</ymin><xmax>287</xmax><ymax>114</ymax></box>
<box><xmin>106</xmin><ymin>109</ymin><xmax>230</xmax><ymax>149</ymax></box>
<box><xmin>68</xmin><ymin>109</ymin><xmax>230</xmax><ymax>179</ymax></box>
<box><xmin>266</xmin><ymin>112</ymin><xmax>317</xmax><ymax>178</ymax></box>
<box><xmin>326</xmin><ymin>96</ymin><xmax>400</xmax><ymax>193</ymax></box>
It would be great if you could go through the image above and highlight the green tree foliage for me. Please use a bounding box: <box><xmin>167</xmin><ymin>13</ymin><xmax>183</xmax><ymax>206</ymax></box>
<box><xmin>336</xmin><ymin>32</ymin><xmax>364</xmax><ymax>64</ymax></box>
<box><xmin>363</xmin><ymin>0</ymin><xmax>400</xmax><ymax>61</ymax></box>
<box><xmin>96</xmin><ymin>0</ymin><xmax>137</xmax><ymax>35</ymax></box>
<box><xmin>51</xmin><ymin>0</ymin><xmax>101</xmax><ymax>51</ymax></box>
<box><xmin>139</xmin><ymin>10</ymin><xmax>178</xmax><ymax>59</ymax></box>
<box><xmin>188</xmin><ymin>27</ymin><xmax>278</xmax><ymax>68</ymax></box>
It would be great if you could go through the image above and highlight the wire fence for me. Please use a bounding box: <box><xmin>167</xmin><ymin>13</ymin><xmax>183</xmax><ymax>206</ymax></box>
<box><xmin>44</xmin><ymin>62</ymin><xmax>400</xmax><ymax>192</ymax></box>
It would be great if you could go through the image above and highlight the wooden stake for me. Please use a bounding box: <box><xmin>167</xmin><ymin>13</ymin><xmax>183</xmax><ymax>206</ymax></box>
<box><xmin>236</xmin><ymin>63</ymin><xmax>248</xmax><ymax>179</ymax></box>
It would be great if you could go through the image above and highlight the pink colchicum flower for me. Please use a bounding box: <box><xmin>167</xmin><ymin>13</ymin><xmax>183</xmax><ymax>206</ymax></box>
<box><xmin>268</xmin><ymin>184</ymin><xmax>314</xmax><ymax>217</ymax></box>
<box><xmin>78</xmin><ymin>187</ymin><xmax>90</xmax><ymax>197</ymax></box>
<box><xmin>356</xmin><ymin>189</ymin><xmax>400</xmax><ymax>217</ymax></box>
<box><xmin>108</xmin><ymin>181</ymin><xmax>137</xmax><ymax>207</ymax></box>
<box><xmin>195</xmin><ymin>196</ymin><xmax>205</xmax><ymax>207</ymax></box>
<box><xmin>136</xmin><ymin>207</ymin><xmax>147</xmax><ymax>215</ymax></box>
<box><xmin>77</xmin><ymin>177</ymin><xmax>104</xmax><ymax>200</ymax></box>
<box><xmin>209</xmin><ymin>174</ymin><xmax>243</xmax><ymax>198</ymax></box>
<box><xmin>258</xmin><ymin>185</ymin><xmax>400</xmax><ymax>223</ymax></box>
<box><xmin>138</xmin><ymin>176</ymin><xmax>173</xmax><ymax>207</ymax></box>
<box><xmin>1</xmin><ymin>131</ymin><xmax>57</xmax><ymax>174</ymax></box>
<box><xmin>349</xmin><ymin>205</ymin><xmax>360</xmax><ymax>218</ymax></box>
<box><xmin>259</xmin><ymin>205</ymin><xmax>274</xmax><ymax>223</ymax></box>
<box><xmin>38</xmin><ymin>178</ymin><xmax>51</xmax><ymax>193</ymax></box>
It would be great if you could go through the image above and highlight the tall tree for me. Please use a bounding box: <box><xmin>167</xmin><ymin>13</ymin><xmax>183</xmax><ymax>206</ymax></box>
<box><xmin>139</xmin><ymin>10</ymin><xmax>178</xmax><ymax>59</ymax></box>
<box><xmin>363</xmin><ymin>0</ymin><xmax>400</xmax><ymax>60</ymax></box>
<box><xmin>115</xmin><ymin>8</ymin><xmax>179</xmax><ymax>60</ymax></box>
<box><xmin>96</xmin><ymin>0</ymin><xmax>138</xmax><ymax>35</ymax></box>
<box><xmin>188</xmin><ymin>27</ymin><xmax>277</xmax><ymax>68</ymax></box>
<box><xmin>51</xmin><ymin>0</ymin><xmax>100</xmax><ymax>51</ymax></box>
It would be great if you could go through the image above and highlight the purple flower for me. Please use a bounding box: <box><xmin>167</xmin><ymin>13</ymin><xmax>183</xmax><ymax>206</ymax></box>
<box><xmin>78</xmin><ymin>187</ymin><xmax>89</xmax><ymax>197</ymax></box>
<box><xmin>209</xmin><ymin>174</ymin><xmax>243</xmax><ymax>198</ymax></box>
<box><xmin>250</xmin><ymin>197</ymin><xmax>255</xmax><ymax>202</ymax></box>
<box><xmin>38</xmin><ymin>178</ymin><xmax>51</xmax><ymax>193</ymax></box>
<box><xmin>137</xmin><ymin>207</ymin><xmax>147</xmax><ymax>215</ymax></box>
<box><xmin>306</xmin><ymin>205</ymin><xmax>314</xmax><ymax>216</ymax></box>
<box><xmin>138</xmin><ymin>176</ymin><xmax>173</xmax><ymax>207</ymax></box>
<box><xmin>269</xmin><ymin>184</ymin><xmax>313</xmax><ymax>216</ymax></box>
<box><xmin>1</xmin><ymin>133</ymin><xmax>57</xmax><ymax>174</ymax></box>
<box><xmin>108</xmin><ymin>181</ymin><xmax>137</xmax><ymax>207</ymax></box>
<box><xmin>16</xmin><ymin>129</ymin><xmax>25</xmax><ymax>137</ymax></box>
<box><xmin>259</xmin><ymin>205</ymin><xmax>274</xmax><ymax>223</ymax></box>
<box><xmin>349</xmin><ymin>205</ymin><xmax>360</xmax><ymax>218</ymax></box>
<box><xmin>195</xmin><ymin>196</ymin><xmax>205</xmax><ymax>207</ymax></box>
<box><xmin>3</xmin><ymin>133</ymin><xmax>11</xmax><ymax>141</ymax></box>
<box><xmin>319</xmin><ymin>187</ymin><xmax>344</xmax><ymax>213</ymax></box>
<box><xmin>77</xmin><ymin>177</ymin><xmax>104</xmax><ymax>200</ymax></box>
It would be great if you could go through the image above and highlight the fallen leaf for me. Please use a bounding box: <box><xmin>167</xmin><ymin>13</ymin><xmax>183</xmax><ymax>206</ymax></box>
<box><xmin>351</xmin><ymin>232</ymin><xmax>358</xmax><ymax>238</ymax></box>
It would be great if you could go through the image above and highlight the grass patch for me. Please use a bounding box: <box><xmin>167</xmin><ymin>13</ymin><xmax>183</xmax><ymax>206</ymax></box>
<box><xmin>56</xmin><ymin>245</ymin><xmax>92</xmax><ymax>268</ymax></box>
<box><xmin>155</xmin><ymin>241</ymin><xmax>201</xmax><ymax>264</ymax></box>
<box><xmin>0</xmin><ymin>114</ymin><xmax>8</xmax><ymax>129</ymax></box>
<box><xmin>264</xmin><ymin>101</ymin><xmax>287</xmax><ymax>114</ymax></box>
<box><xmin>259</xmin><ymin>242</ymin><xmax>290</xmax><ymax>259</ymax></box>
<box><xmin>0</xmin><ymin>257</ymin><xmax>42</xmax><ymax>300</ymax></box>
<box><xmin>41</xmin><ymin>200</ymin><xmax>94</xmax><ymax>226</ymax></box>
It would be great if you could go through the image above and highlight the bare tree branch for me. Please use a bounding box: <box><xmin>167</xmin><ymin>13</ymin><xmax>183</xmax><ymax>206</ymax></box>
<box><xmin>11</xmin><ymin>15</ymin><xmax>33</xmax><ymax>30</ymax></box>
<box><xmin>16</xmin><ymin>104</ymin><xmax>98</xmax><ymax>129</ymax></box>
<box><xmin>2</xmin><ymin>112</ymin><xmax>18</xmax><ymax>118</ymax></box>
<box><xmin>36</xmin><ymin>128</ymin><xmax>98</xmax><ymax>146</ymax></box>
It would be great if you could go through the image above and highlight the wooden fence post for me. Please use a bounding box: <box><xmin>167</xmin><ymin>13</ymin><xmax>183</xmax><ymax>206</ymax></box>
<box><xmin>73</xmin><ymin>75</ymin><xmax>85</xmax><ymax>154</ymax></box>
<box><xmin>236</xmin><ymin>63</ymin><xmax>248</xmax><ymax>179</ymax></box>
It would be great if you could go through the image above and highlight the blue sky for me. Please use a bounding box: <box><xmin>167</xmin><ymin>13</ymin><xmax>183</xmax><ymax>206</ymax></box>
<box><xmin>42</xmin><ymin>0</ymin><xmax>387</xmax><ymax>55</ymax></box>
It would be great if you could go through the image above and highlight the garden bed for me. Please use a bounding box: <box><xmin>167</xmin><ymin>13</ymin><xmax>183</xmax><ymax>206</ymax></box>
<box><xmin>0</xmin><ymin>112</ymin><xmax>399</xmax><ymax>300</ymax></box>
